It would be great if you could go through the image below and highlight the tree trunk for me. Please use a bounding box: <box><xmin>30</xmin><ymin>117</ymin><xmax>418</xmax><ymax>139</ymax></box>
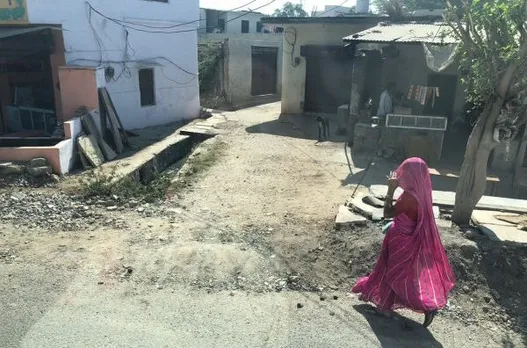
<box><xmin>452</xmin><ymin>99</ymin><xmax>503</xmax><ymax>225</ymax></box>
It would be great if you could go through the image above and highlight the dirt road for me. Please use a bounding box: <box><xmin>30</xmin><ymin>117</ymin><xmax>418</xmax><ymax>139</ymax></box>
<box><xmin>0</xmin><ymin>103</ymin><xmax>525</xmax><ymax>347</ymax></box>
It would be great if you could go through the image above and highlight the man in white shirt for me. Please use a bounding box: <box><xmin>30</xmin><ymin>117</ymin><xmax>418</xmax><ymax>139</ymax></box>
<box><xmin>377</xmin><ymin>82</ymin><xmax>396</xmax><ymax>120</ymax></box>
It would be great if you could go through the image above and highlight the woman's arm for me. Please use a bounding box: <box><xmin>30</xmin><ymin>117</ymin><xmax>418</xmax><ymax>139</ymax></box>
<box><xmin>384</xmin><ymin>186</ymin><xmax>397</xmax><ymax>219</ymax></box>
<box><xmin>384</xmin><ymin>172</ymin><xmax>398</xmax><ymax>219</ymax></box>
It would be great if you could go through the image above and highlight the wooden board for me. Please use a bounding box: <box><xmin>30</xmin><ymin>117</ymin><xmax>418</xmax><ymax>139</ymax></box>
<box><xmin>107</xmin><ymin>90</ymin><xmax>129</xmax><ymax>145</ymax></box>
<box><xmin>99</xmin><ymin>88</ymin><xmax>124</xmax><ymax>153</ymax></box>
<box><xmin>81</xmin><ymin>111</ymin><xmax>117</xmax><ymax>161</ymax></box>
<box><xmin>78</xmin><ymin>151</ymin><xmax>91</xmax><ymax>170</ymax></box>
<box><xmin>78</xmin><ymin>135</ymin><xmax>105</xmax><ymax>167</ymax></box>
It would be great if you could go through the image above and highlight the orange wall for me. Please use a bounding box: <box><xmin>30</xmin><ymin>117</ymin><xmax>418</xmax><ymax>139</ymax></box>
<box><xmin>0</xmin><ymin>147</ymin><xmax>60</xmax><ymax>173</ymax></box>
<box><xmin>51</xmin><ymin>30</ymin><xmax>66</xmax><ymax>122</ymax></box>
<box><xmin>59</xmin><ymin>67</ymin><xmax>99</xmax><ymax>121</ymax></box>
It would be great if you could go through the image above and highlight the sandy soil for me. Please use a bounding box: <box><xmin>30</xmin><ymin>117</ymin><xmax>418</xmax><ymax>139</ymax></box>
<box><xmin>1</xmin><ymin>103</ymin><xmax>526</xmax><ymax>347</ymax></box>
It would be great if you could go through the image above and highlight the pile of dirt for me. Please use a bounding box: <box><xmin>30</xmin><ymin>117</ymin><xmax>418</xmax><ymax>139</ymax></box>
<box><xmin>275</xmin><ymin>220</ymin><xmax>527</xmax><ymax>336</ymax></box>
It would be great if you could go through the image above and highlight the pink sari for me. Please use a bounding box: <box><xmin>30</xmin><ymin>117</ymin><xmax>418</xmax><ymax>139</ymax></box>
<box><xmin>352</xmin><ymin>157</ymin><xmax>455</xmax><ymax>312</ymax></box>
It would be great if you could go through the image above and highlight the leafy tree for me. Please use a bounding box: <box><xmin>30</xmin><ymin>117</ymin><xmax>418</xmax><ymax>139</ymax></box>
<box><xmin>444</xmin><ymin>0</ymin><xmax>527</xmax><ymax>224</ymax></box>
<box><xmin>374</xmin><ymin>0</ymin><xmax>446</xmax><ymax>18</ymax></box>
<box><xmin>272</xmin><ymin>2</ymin><xmax>308</xmax><ymax>17</ymax></box>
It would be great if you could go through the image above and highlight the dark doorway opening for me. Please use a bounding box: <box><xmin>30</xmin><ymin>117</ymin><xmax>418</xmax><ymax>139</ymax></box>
<box><xmin>251</xmin><ymin>46</ymin><xmax>278</xmax><ymax>96</ymax></box>
<box><xmin>0</xmin><ymin>27</ymin><xmax>58</xmax><ymax>137</ymax></box>
<box><xmin>426</xmin><ymin>73</ymin><xmax>457</xmax><ymax>119</ymax></box>
<box><xmin>303</xmin><ymin>45</ymin><xmax>353</xmax><ymax>113</ymax></box>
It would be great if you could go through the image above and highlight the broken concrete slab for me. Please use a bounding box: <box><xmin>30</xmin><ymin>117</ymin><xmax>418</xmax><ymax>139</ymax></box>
<box><xmin>370</xmin><ymin>185</ymin><xmax>527</xmax><ymax>214</ymax></box>
<box><xmin>478</xmin><ymin>224</ymin><xmax>527</xmax><ymax>244</ymax></box>
<box><xmin>472</xmin><ymin>210</ymin><xmax>518</xmax><ymax>227</ymax></box>
<box><xmin>494</xmin><ymin>214</ymin><xmax>527</xmax><ymax>225</ymax></box>
<box><xmin>335</xmin><ymin>205</ymin><xmax>368</xmax><ymax>229</ymax></box>
<box><xmin>362</xmin><ymin>195</ymin><xmax>384</xmax><ymax>208</ymax></box>
<box><xmin>349</xmin><ymin>195</ymin><xmax>384</xmax><ymax>220</ymax></box>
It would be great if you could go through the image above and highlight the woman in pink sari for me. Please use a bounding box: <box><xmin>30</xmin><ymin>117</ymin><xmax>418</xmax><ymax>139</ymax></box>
<box><xmin>352</xmin><ymin>157</ymin><xmax>455</xmax><ymax>328</ymax></box>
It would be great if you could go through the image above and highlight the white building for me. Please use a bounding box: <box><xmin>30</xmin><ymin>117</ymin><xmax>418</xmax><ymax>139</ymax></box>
<box><xmin>0</xmin><ymin>0</ymin><xmax>200</xmax><ymax>174</ymax></box>
<box><xmin>199</xmin><ymin>8</ymin><xmax>268</xmax><ymax>35</ymax></box>
<box><xmin>0</xmin><ymin>0</ymin><xmax>200</xmax><ymax>132</ymax></box>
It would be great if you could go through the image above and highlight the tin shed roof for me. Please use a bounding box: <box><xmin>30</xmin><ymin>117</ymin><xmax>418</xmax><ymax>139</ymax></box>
<box><xmin>343</xmin><ymin>23</ymin><xmax>458</xmax><ymax>45</ymax></box>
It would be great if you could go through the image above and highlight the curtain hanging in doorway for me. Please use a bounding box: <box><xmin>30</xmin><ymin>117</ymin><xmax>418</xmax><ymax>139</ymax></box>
<box><xmin>422</xmin><ymin>43</ymin><xmax>459</xmax><ymax>73</ymax></box>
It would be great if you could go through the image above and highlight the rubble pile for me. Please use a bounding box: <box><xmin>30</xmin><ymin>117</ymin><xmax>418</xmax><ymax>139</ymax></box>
<box><xmin>0</xmin><ymin>158</ymin><xmax>58</xmax><ymax>188</ymax></box>
<box><xmin>0</xmin><ymin>191</ymin><xmax>102</xmax><ymax>231</ymax></box>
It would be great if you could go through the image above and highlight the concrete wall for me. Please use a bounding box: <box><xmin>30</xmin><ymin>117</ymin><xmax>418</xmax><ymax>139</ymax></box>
<box><xmin>58</xmin><ymin>66</ymin><xmax>103</xmax><ymax>121</ymax></box>
<box><xmin>200</xmin><ymin>34</ymin><xmax>283</xmax><ymax>108</ymax></box>
<box><xmin>280</xmin><ymin>22</ymin><xmax>377</xmax><ymax>114</ymax></box>
<box><xmin>26</xmin><ymin>0</ymin><xmax>200</xmax><ymax>130</ymax></box>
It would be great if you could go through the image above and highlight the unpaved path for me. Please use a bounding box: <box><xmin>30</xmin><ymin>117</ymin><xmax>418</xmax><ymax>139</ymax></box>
<box><xmin>0</xmin><ymin>103</ymin><xmax>525</xmax><ymax>347</ymax></box>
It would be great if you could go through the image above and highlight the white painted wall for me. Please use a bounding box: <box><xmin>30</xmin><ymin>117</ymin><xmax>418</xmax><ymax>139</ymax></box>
<box><xmin>26</xmin><ymin>0</ymin><xmax>200</xmax><ymax>130</ymax></box>
<box><xmin>199</xmin><ymin>34</ymin><xmax>283</xmax><ymax>108</ymax></box>
<box><xmin>225</xmin><ymin>11</ymin><xmax>265</xmax><ymax>34</ymax></box>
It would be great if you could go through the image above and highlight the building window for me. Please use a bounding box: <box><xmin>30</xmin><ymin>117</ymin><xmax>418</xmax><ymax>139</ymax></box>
<box><xmin>241</xmin><ymin>20</ymin><xmax>249</xmax><ymax>33</ymax></box>
<box><xmin>139</xmin><ymin>68</ymin><xmax>155</xmax><ymax>106</ymax></box>
<box><xmin>256</xmin><ymin>21</ymin><xmax>262</xmax><ymax>33</ymax></box>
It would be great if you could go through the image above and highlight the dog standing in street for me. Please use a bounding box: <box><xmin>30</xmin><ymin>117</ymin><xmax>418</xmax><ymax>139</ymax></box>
<box><xmin>316</xmin><ymin>115</ymin><xmax>330</xmax><ymax>142</ymax></box>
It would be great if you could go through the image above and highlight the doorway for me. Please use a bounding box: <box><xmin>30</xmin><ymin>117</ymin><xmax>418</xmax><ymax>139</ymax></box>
<box><xmin>251</xmin><ymin>46</ymin><xmax>278</xmax><ymax>96</ymax></box>
<box><xmin>303</xmin><ymin>45</ymin><xmax>353</xmax><ymax>113</ymax></box>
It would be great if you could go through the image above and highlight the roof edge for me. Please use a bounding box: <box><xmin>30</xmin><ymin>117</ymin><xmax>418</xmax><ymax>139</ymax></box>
<box><xmin>261</xmin><ymin>15</ymin><xmax>443</xmax><ymax>25</ymax></box>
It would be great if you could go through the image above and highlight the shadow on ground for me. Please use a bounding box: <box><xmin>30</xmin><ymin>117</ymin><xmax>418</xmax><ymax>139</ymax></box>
<box><xmin>246</xmin><ymin>113</ymin><xmax>348</xmax><ymax>142</ymax></box>
<box><xmin>353</xmin><ymin>304</ymin><xmax>444</xmax><ymax>348</ymax></box>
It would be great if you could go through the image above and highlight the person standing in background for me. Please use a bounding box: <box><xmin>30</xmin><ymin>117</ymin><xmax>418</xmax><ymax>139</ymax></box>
<box><xmin>376</xmin><ymin>82</ymin><xmax>397</xmax><ymax>122</ymax></box>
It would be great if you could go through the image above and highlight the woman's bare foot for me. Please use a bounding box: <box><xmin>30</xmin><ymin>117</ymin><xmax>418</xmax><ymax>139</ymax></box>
<box><xmin>423</xmin><ymin>311</ymin><xmax>437</xmax><ymax>328</ymax></box>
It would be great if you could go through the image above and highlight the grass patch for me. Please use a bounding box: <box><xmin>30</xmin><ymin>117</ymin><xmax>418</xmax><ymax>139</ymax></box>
<box><xmin>79</xmin><ymin>168</ymin><xmax>171</xmax><ymax>203</ymax></box>
<box><xmin>168</xmin><ymin>140</ymin><xmax>227</xmax><ymax>194</ymax></box>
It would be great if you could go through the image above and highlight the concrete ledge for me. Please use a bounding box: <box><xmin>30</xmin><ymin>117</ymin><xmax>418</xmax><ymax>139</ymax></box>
<box><xmin>103</xmin><ymin>134</ymin><xmax>193</xmax><ymax>184</ymax></box>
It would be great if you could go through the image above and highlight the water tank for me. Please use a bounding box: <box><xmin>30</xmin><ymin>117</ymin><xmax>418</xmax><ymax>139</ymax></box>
<box><xmin>356</xmin><ymin>0</ymin><xmax>370</xmax><ymax>14</ymax></box>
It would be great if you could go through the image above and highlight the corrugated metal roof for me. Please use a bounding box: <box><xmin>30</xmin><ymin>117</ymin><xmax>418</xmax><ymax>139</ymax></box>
<box><xmin>343</xmin><ymin>23</ymin><xmax>458</xmax><ymax>45</ymax></box>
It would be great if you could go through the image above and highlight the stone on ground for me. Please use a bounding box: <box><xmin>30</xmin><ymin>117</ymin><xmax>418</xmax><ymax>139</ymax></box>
<box><xmin>0</xmin><ymin>163</ymin><xmax>25</xmax><ymax>175</ymax></box>
<box><xmin>29</xmin><ymin>157</ymin><xmax>48</xmax><ymax>167</ymax></box>
<box><xmin>348</xmin><ymin>195</ymin><xmax>384</xmax><ymax>220</ymax></box>
<box><xmin>27</xmin><ymin>166</ymin><xmax>52</xmax><ymax>177</ymax></box>
<box><xmin>436</xmin><ymin>219</ymin><xmax>452</xmax><ymax>229</ymax></box>
<box><xmin>362</xmin><ymin>195</ymin><xmax>384</xmax><ymax>208</ymax></box>
<box><xmin>335</xmin><ymin>205</ymin><xmax>367</xmax><ymax>229</ymax></box>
